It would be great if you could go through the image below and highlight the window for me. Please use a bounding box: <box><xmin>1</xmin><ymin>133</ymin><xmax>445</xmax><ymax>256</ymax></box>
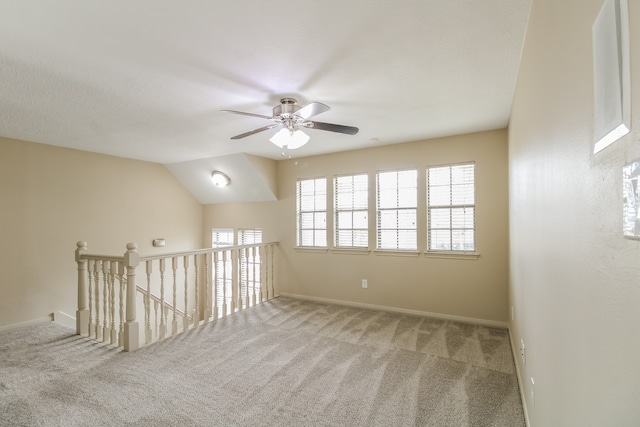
<box><xmin>238</xmin><ymin>229</ymin><xmax>262</xmax><ymax>246</ymax></box>
<box><xmin>376</xmin><ymin>169</ymin><xmax>418</xmax><ymax>250</ymax></box>
<box><xmin>296</xmin><ymin>177</ymin><xmax>327</xmax><ymax>247</ymax></box>
<box><xmin>212</xmin><ymin>228</ymin><xmax>234</xmax><ymax>316</ymax></box>
<box><xmin>427</xmin><ymin>163</ymin><xmax>475</xmax><ymax>252</ymax></box>
<box><xmin>211</xmin><ymin>228</ymin><xmax>234</xmax><ymax>248</ymax></box>
<box><xmin>238</xmin><ymin>229</ymin><xmax>262</xmax><ymax>305</ymax></box>
<box><xmin>211</xmin><ymin>228</ymin><xmax>263</xmax><ymax>315</ymax></box>
<box><xmin>334</xmin><ymin>174</ymin><xmax>368</xmax><ymax>248</ymax></box>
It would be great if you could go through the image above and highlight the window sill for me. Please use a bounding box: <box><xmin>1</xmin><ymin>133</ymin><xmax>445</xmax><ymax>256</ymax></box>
<box><xmin>294</xmin><ymin>247</ymin><xmax>329</xmax><ymax>253</ymax></box>
<box><xmin>373</xmin><ymin>250</ymin><xmax>421</xmax><ymax>257</ymax></box>
<box><xmin>331</xmin><ymin>248</ymin><xmax>371</xmax><ymax>255</ymax></box>
<box><xmin>424</xmin><ymin>251</ymin><xmax>480</xmax><ymax>260</ymax></box>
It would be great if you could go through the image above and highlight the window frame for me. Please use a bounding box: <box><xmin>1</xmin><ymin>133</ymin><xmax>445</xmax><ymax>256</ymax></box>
<box><xmin>375</xmin><ymin>168</ymin><xmax>419</xmax><ymax>252</ymax></box>
<box><xmin>426</xmin><ymin>162</ymin><xmax>477</xmax><ymax>254</ymax></box>
<box><xmin>334</xmin><ymin>172</ymin><xmax>369</xmax><ymax>249</ymax></box>
<box><xmin>296</xmin><ymin>176</ymin><xmax>328</xmax><ymax>248</ymax></box>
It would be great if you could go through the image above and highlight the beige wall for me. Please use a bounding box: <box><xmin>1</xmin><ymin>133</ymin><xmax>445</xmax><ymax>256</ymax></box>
<box><xmin>509</xmin><ymin>0</ymin><xmax>640</xmax><ymax>425</ymax></box>
<box><xmin>0</xmin><ymin>137</ymin><xmax>203</xmax><ymax>328</ymax></box>
<box><xmin>205</xmin><ymin>129</ymin><xmax>509</xmax><ymax>323</ymax></box>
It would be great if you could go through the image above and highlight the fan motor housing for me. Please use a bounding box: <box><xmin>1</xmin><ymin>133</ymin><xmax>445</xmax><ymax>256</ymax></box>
<box><xmin>273</xmin><ymin>98</ymin><xmax>301</xmax><ymax>118</ymax></box>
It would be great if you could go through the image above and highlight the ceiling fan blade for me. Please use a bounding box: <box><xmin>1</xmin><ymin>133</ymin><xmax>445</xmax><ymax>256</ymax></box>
<box><xmin>307</xmin><ymin>121</ymin><xmax>359</xmax><ymax>135</ymax></box>
<box><xmin>230</xmin><ymin>124</ymin><xmax>278</xmax><ymax>140</ymax></box>
<box><xmin>295</xmin><ymin>102</ymin><xmax>330</xmax><ymax>119</ymax></box>
<box><xmin>221</xmin><ymin>110</ymin><xmax>273</xmax><ymax>120</ymax></box>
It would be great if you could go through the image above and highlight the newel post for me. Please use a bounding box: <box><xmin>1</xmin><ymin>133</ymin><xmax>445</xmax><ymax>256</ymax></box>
<box><xmin>75</xmin><ymin>241</ymin><xmax>89</xmax><ymax>336</ymax></box>
<box><xmin>123</xmin><ymin>243</ymin><xmax>140</xmax><ymax>351</ymax></box>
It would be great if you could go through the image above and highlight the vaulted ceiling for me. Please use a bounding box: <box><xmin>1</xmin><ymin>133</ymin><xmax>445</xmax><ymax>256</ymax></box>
<box><xmin>0</xmin><ymin>0</ymin><xmax>531</xmax><ymax>203</ymax></box>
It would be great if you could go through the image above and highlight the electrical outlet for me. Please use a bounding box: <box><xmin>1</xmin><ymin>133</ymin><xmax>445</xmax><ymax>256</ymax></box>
<box><xmin>362</xmin><ymin>279</ymin><xmax>368</xmax><ymax>289</ymax></box>
<box><xmin>520</xmin><ymin>339</ymin><xmax>526</xmax><ymax>366</ymax></box>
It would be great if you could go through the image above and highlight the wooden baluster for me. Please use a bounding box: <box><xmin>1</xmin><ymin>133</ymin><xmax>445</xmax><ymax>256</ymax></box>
<box><xmin>103</xmin><ymin>261</ymin><xmax>110</xmax><ymax>341</ymax></box>
<box><xmin>183</xmin><ymin>256</ymin><xmax>189</xmax><ymax>332</ymax></box>
<box><xmin>238</xmin><ymin>248</ymin><xmax>244</xmax><ymax>310</ymax></box>
<box><xmin>246</xmin><ymin>247</ymin><xmax>252</xmax><ymax>307</ymax></box>
<box><xmin>237</xmin><ymin>249</ymin><xmax>242</xmax><ymax>310</ymax></box>
<box><xmin>87</xmin><ymin>259</ymin><xmax>95</xmax><ymax>337</ymax></box>
<box><xmin>260</xmin><ymin>245</ymin><xmax>266</xmax><ymax>303</ymax></box>
<box><xmin>246</xmin><ymin>247</ymin><xmax>252</xmax><ymax>308</ymax></box>
<box><xmin>172</xmin><ymin>257</ymin><xmax>178</xmax><ymax>336</ymax></box>
<box><xmin>244</xmin><ymin>248</ymin><xmax>248</xmax><ymax>308</ymax></box>
<box><xmin>207</xmin><ymin>252</ymin><xmax>216</xmax><ymax>319</ymax></box>
<box><xmin>251</xmin><ymin>246</ymin><xmax>257</xmax><ymax>306</ymax></box>
<box><xmin>256</xmin><ymin>246</ymin><xmax>261</xmax><ymax>303</ymax></box>
<box><xmin>164</xmin><ymin>306</ymin><xmax>169</xmax><ymax>334</ymax></box>
<box><xmin>269</xmin><ymin>244</ymin><xmax>275</xmax><ymax>299</ymax></box>
<box><xmin>213</xmin><ymin>251</ymin><xmax>219</xmax><ymax>320</ymax></box>
<box><xmin>232</xmin><ymin>249</ymin><xmax>239</xmax><ymax>312</ymax></box>
<box><xmin>239</xmin><ymin>248</ymin><xmax>244</xmax><ymax>311</ymax></box>
<box><xmin>145</xmin><ymin>260</ymin><xmax>152</xmax><ymax>345</ymax></box>
<box><xmin>154</xmin><ymin>300</ymin><xmax>159</xmax><ymax>340</ymax></box>
<box><xmin>118</xmin><ymin>263</ymin><xmax>125</xmax><ymax>348</ymax></box>
<box><xmin>109</xmin><ymin>261</ymin><xmax>117</xmax><ymax>345</ymax></box>
<box><xmin>75</xmin><ymin>241</ymin><xmax>89</xmax><ymax>336</ymax></box>
<box><xmin>123</xmin><ymin>243</ymin><xmax>140</xmax><ymax>352</ymax></box>
<box><xmin>221</xmin><ymin>251</ymin><xmax>228</xmax><ymax>317</ymax></box>
<box><xmin>229</xmin><ymin>250</ymin><xmax>233</xmax><ymax>312</ymax></box>
<box><xmin>203</xmin><ymin>252</ymin><xmax>210</xmax><ymax>323</ymax></box>
<box><xmin>194</xmin><ymin>254</ymin><xmax>200</xmax><ymax>327</ymax></box>
<box><xmin>159</xmin><ymin>258</ymin><xmax>166</xmax><ymax>340</ymax></box>
<box><xmin>94</xmin><ymin>260</ymin><xmax>102</xmax><ymax>340</ymax></box>
<box><xmin>265</xmin><ymin>245</ymin><xmax>272</xmax><ymax>300</ymax></box>
<box><xmin>242</xmin><ymin>248</ymin><xmax>248</xmax><ymax>309</ymax></box>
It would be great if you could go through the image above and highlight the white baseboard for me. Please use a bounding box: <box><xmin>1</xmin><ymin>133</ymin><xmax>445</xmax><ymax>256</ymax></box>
<box><xmin>0</xmin><ymin>315</ymin><xmax>53</xmax><ymax>332</ymax></box>
<box><xmin>278</xmin><ymin>293</ymin><xmax>509</xmax><ymax>329</ymax></box>
<box><xmin>509</xmin><ymin>327</ymin><xmax>531</xmax><ymax>427</ymax></box>
<box><xmin>53</xmin><ymin>311</ymin><xmax>76</xmax><ymax>329</ymax></box>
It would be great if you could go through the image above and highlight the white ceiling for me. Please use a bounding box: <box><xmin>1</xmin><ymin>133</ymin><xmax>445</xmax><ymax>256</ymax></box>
<box><xmin>0</xmin><ymin>1</ymin><xmax>531</xmax><ymax>202</ymax></box>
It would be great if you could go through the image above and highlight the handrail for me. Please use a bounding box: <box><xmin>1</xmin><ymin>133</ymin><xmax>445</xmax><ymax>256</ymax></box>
<box><xmin>137</xmin><ymin>242</ymin><xmax>278</xmax><ymax>262</ymax></box>
<box><xmin>80</xmin><ymin>254</ymin><xmax>125</xmax><ymax>262</ymax></box>
<box><xmin>77</xmin><ymin>242</ymin><xmax>278</xmax><ymax>263</ymax></box>
<box><xmin>135</xmin><ymin>283</ymin><xmax>188</xmax><ymax>318</ymax></box>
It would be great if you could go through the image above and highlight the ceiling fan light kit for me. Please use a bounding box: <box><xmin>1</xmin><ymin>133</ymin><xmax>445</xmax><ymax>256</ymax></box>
<box><xmin>222</xmin><ymin>98</ymin><xmax>358</xmax><ymax>149</ymax></box>
<box><xmin>269</xmin><ymin>128</ymin><xmax>310</xmax><ymax>149</ymax></box>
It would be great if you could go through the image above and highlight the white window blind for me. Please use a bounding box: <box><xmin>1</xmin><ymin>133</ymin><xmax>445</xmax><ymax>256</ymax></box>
<box><xmin>296</xmin><ymin>177</ymin><xmax>327</xmax><ymax>247</ymax></box>
<box><xmin>427</xmin><ymin>163</ymin><xmax>475</xmax><ymax>252</ymax></box>
<box><xmin>376</xmin><ymin>169</ymin><xmax>418</xmax><ymax>250</ymax></box>
<box><xmin>212</xmin><ymin>228</ymin><xmax>234</xmax><ymax>248</ymax></box>
<box><xmin>334</xmin><ymin>173</ymin><xmax>368</xmax><ymax>248</ymax></box>
<box><xmin>212</xmin><ymin>228</ymin><xmax>234</xmax><ymax>316</ymax></box>
<box><xmin>238</xmin><ymin>228</ymin><xmax>262</xmax><ymax>245</ymax></box>
<box><xmin>238</xmin><ymin>229</ymin><xmax>262</xmax><ymax>304</ymax></box>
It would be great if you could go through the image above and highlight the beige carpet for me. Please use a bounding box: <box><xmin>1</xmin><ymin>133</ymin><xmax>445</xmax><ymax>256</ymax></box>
<box><xmin>0</xmin><ymin>297</ymin><xmax>525</xmax><ymax>426</ymax></box>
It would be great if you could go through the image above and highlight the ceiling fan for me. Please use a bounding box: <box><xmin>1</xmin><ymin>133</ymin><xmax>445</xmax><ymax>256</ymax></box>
<box><xmin>222</xmin><ymin>98</ymin><xmax>358</xmax><ymax>149</ymax></box>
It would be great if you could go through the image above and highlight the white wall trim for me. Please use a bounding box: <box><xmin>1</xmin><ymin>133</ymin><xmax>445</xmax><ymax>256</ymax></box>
<box><xmin>509</xmin><ymin>327</ymin><xmax>531</xmax><ymax>427</ymax></box>
<box><xmin>53</xmin><ymin>311</ymin><xmax>76</xmax><ymax>329</ymax></box>
<box><xmin>279</xmin><ymin>293</ymin><xmax>509</xmax><ymax>329</ymax></box>
<box><xmin>0</xmin><ymin>315</ymin><xmax>53</xmax><ymax>332</ymax></box>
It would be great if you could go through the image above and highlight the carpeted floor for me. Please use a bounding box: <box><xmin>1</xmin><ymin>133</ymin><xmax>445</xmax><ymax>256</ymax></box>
<box><xmin>0</xmin><ymin>297</ymin><xmax>525</xmax><ymax>426</ymax></box>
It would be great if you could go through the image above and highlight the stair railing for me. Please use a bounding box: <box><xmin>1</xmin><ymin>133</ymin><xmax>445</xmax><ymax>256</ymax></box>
<box><xmin>75</xmin><ymin>241</ymin><xmax>279</xmax><ymax>351</ymax></box>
